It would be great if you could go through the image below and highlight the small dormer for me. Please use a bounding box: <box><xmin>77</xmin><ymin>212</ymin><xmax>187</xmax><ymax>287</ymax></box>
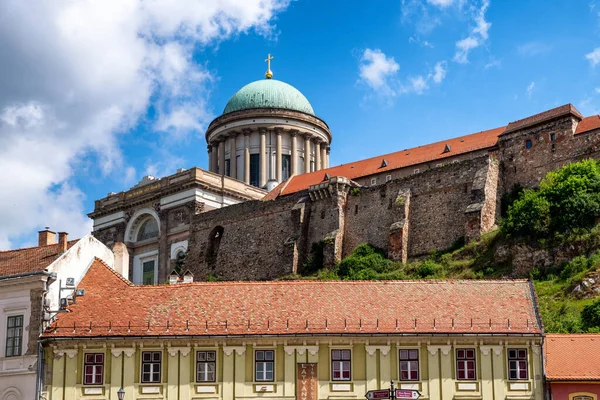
<box><xmin>182</xmin><ymin>270</ymin><xmax>194</xmax><ymax>283</ymax></box>
<box><xmin>168</xmin><ymin>270</ymin><xmax>180</xmax><ymax>285</ymax></box>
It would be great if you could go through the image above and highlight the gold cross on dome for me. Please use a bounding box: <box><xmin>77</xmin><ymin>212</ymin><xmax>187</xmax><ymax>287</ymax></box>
<box><xmin>265</xmin><ymin>53</ymin><xmax>274</xmax><ymax>79</ymax></box>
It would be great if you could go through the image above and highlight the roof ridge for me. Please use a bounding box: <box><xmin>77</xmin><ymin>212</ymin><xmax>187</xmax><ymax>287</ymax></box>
<box><xmin>92</xmin><ymin>257</ymin><xmax>134</xmax><ymax>286</ymax></box>
<box><xmin>129</xmin><ymin>278</ymin><xmax>531</xmax><ymax>288</ymax></box>
<box><xmin>0</xmin><ymin>238</ymin><xmax>80</xmax><ymax>254</ymax></box>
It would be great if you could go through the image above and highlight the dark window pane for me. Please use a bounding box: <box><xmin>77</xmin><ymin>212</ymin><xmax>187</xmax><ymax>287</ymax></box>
<box><xmin>400</xmin><ymin>350</ymin><xmax>408</xmax><ymax>360</ymax></box>
<box><xmin>457</xmin><ymin>349</ymin><xmax>465</xmax><ymax>359</ymax></box>
<box><xmin>409</xmin><ymin>350</ymin><xmax>418</xmax><ymax>360</ymax></box>
<box><xmin>250</xmin><ymin>154</ymin><xmax>260</xmax><ymax>187</ymax></box>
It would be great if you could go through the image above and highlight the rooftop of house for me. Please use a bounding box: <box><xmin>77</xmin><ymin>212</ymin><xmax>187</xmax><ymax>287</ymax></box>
<box><xmin>43</xmin><ymin>259</ymin><xmax>542</xmax><ymax>339</ymax></box>
<box><xmin>545</xmin><ymin>334</ymin><xmax>600</xmax><ymax>381</ymax></box>
<box><xmin>0</xmin><ymin>240</ymin><xmax>78</xmax><ymax>278</ymax></box>
<box><xmin>264</xmin><ymin>104</ymin><xmax>600</xmax><ymax>201</ymax></box>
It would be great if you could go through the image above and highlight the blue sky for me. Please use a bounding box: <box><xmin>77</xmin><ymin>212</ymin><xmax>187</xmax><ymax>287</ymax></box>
<box><xmin>1</xmin><ymin>0</ymin><xmax>600</xmax><ymax>249</ymax></box>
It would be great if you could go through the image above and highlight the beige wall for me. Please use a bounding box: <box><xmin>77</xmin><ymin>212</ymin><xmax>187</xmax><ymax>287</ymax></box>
<box><xmin>45</xmin><ymin>336</ymin><xmax>543</xmax><ymax>400</ymax></box>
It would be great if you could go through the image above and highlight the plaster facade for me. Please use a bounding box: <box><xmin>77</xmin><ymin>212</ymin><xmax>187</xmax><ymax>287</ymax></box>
<box><xmin>44</xmin><ymin>338</ymin><xmax>543</xmax><ymax>400</ymax></box>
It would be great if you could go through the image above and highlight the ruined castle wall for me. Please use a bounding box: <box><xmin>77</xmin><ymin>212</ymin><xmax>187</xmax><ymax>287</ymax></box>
<box><xmin>499</xmin><ymin>117</ymin><xmax>600</xmax><ymax>191</ymax></box>
<box><xmin>343</xmin><ymin>155</ymin><xmax>494</xmax><ymax>258</ymax></box>
<box><xmin>185</xmin><ymin>193</ymin><xmax>308</xmax><ymax>280</ymax></box>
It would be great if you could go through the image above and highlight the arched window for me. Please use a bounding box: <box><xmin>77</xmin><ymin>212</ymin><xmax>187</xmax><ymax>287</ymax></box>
<box><xmin>571</xmin><ymin>395</ymin><xmax>596</xmax><ymax>400</ymax></box>
<box><xmin>205</xmin><ymin>226</ymin><xmax>224</xmax><ymax>267</ymax></box>
<box><xmin>137</xmin><ymin>218</ymin><xmax>159</xmax><ymax>241</ymax></box>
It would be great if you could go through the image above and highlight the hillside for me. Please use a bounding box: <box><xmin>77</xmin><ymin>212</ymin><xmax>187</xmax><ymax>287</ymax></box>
<box><xmin>293</xmin><ymin>159</ymin><xmax>600</xmax><ymax>333</ymax></box>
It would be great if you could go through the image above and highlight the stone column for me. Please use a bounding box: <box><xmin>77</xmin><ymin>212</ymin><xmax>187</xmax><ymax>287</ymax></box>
<box><xmin>243</xmin><ymin>129</ymin><xmax>251</xmax><ymax>184</ymax></box>
<box><xmin>275</xmin><ymin>128</ymin><xmax>283</xmax><ymax>182</ymax></box>
<box><xmin>209</xmin><ymin>143</ymin><xmax>218</xmax><ymax>172</ymax></box>
<box><xmin>218</xmin><ymin>140</ymin><xmax>225</xmax><ymax>175</ymax></box>
<box><xmin>326</xmin><ymin>146</ymin><xmax>331</xmax><ymax>168</ymax></box>
<box><xmin>259</xmin><ymin>129</ymin><xmax>267</xmax><ymax>187</ymax></box>
<box><xmin>207</xmin><ymin>145</ymin><xmax>213</xmax><ymax>172</ymax></box>
<box><xmin>314</xmin><ymin>140</ymin><xmax>321</xmax><ymax>171</ymax></box>
<box><xmin>321</xmin><ymin>143</ymin><xmax>327</xmax><ymax>170</ymax></box>
<box><xmin>304</xmin><ymin>135</ymin><xmax>311</xmax><ymax>173</ymax></box>
<box><xmin>291</xmin><ymin>130</ymin><xmax>298</xmax><ymax>176</ymax></box>
<box><xmin>229</xmin><ymin>133</ymin><xmax>237</xmax><ymax>179</ymax></box>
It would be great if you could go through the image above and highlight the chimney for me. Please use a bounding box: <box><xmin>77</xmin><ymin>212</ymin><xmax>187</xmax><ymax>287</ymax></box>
<box><xmin>58</xmin><ymin>232</ymin><xmax>68</xmax><ymax>252</ymax></box>
<box><xmin>38</xmin><ymin>228</ymin><xmax>56</xmax><ymax>246</ymax></box>
<box><xmin>112</xmin><ymin>242</ymin><xmax>130</xmax><ymax>281</ymax></box>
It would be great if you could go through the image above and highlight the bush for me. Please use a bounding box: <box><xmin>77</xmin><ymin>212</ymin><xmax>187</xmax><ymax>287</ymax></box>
<box><xmin>581</xmin><ymin>298</ymin><xmax>600</xmax><ymax>331</ymax></box>
<box><xmin>415</xmin><ymin>261</ymin><xmax>441</xmax><ymax>278</ymax></box>
<box><xmin>502</xmin><ymin>159</ymin><xmax>600</xmax><ymax>239</ymax></box>
<box><xmin>335</xmin><ymin>244</ymin><xmax>394</xmax><ymax>280</ymax></box>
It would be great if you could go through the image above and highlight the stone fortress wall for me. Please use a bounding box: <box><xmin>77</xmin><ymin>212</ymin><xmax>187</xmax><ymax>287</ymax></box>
<box><xmin>91</xmin><ymin>106</ymin><xmax>600</xmax><ymax>281</ymax></box>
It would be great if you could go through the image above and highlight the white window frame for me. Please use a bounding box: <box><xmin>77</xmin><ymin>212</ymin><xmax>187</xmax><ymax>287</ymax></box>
<box><xmin>455</xmin><ymin>347</ymin><xmax>477</xmax><ymax>381</ymax></box>
<box><xmin>413</xmin><ymin>169</ymin><xmax>419</xmax><ymax>174</ymax></box>
<box><xmin>386</xmin><ymin>175</ymin><xmax>392</xmax><ymax>182</ymax></box>
<box><xmin>371</xmin><ymin>177</ymin><xmax>377</xmax><ymax>185</ymax></box>
<box><xmin>141</xmin><ymin>351</ymin><xmax>162</xmax><ymax>383</ymax></box>
<box><xmin>331</xmin><ymin>349</ymin><xmax>352</xmax><ymax>381</ymax></box>
<box><xmin>196</xmin><ymin>349</ymin><xmax>217</xmax><ymax>382</ymax></box>
<box><xmin>398</xmin><ymin>347</ymin><xmax>420</xmax><ymax>381</ymax></box>
<box><xmin>133</xmin><ymin>250</ymin><xmax>159</xmax><ymax>285</ymax></box>
<box><xmin>83</xmin><ymin>352</ymin><xmax>105</xmax><ymax>385</ymax></box>
<box><xmin>507</xmin><ymin>348</ymin><xmax>529</xmax><ymax>381</ymax></box>
<box><xmin>254</xmin><ymin>349</ymin><xmax>275</xmax><ymax>382</ymax></box>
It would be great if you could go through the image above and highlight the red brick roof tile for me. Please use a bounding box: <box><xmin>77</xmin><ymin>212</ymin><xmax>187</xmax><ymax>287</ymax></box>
<box><xmin>0</xmin><ymin>240</ymin><xmax>78</xmax><ymax>277</ymax></box>
<box><xmin>545</xmin><ymin>334</ymin><xmax>600</xmax><ymax>381</ymax></box>
<box><xmin>43</xmin><ymin>260</ymin><xmax>542</xmax><ymax>338</ymax></box>
<box><xmin>503</xmin><ymin>104</ymin><xmax>583</xmax><ymax>134</ymax></box>
<box><xmin>576</xmin><ymin>115</ymin><xmax>600</xmax><ymax>135</ymax></box>
<box><xmin>264</xmin><ymin>126</ymin><xmax>506</xmax><ymax>200</ymax></box>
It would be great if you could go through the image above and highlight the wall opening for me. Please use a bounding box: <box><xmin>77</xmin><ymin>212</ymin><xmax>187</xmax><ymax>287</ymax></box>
<box><xmin>206</xmin><ymin>226</ymin><xmax>224</xmax><ymax>268</ymax></box>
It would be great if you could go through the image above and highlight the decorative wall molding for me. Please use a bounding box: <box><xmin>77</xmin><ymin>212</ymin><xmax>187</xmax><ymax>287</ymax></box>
<box><xmin>223</xmin><ymin>346</ymin><xmax>246</xmax><ymax>356</ymax></box>
<box><xmin>427</xmin><ymin>346</ymin><xmax>439</xmax><ymax>356</ymax></box>
<box><xmin>53</xmin><ymin>348</ymin><xmax>78</xmax><ymax>359</ymax></box>
<box><xmin>283</xmin><ymin>345</ymin><xmax>319</xmax><ymax>356</ymax></box>
<box><xmin>167</xmin><ymin>346</ymin><xmax>192</xmax><ymax>357</ymax></box>
<box><xmin>365</xmin><ymin>345</ymin><xmax>391</xmax><ymax>356</ymax></box>
<box><xmin>480</xmin><ymin>345</ymin><xmax>504</xmax><ymax>356</ymax></box>
<box><xmin>438</xmin><ymin>345</ymin><xmax>451</xmax><ymax>356</ymax></box>
<box><xmin>111</xmin><ymin>348</ymin><xmax>136</xmax><ymax>358</ymax></box>
<box><xmin>531</xmin><ymin>344</ymin><xmax>541</xmax><ymax>356</ymax></box>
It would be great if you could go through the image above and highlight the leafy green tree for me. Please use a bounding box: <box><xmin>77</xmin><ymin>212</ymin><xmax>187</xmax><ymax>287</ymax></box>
<box><xmin>581</xmin><ymin>298</ymin><xmax>600</xmax><ymax>331</ymax></box>
<box><xmin>502</xmin><ymin>189</ymin><xmax>551</xmax><ymax>238</ymax></box>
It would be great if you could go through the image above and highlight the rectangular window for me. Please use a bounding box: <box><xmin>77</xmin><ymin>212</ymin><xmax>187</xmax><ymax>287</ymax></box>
<box><xmin>508</xmin><ymin>349</ymin><xmax>528</xmax><ymax>380</ymax></box>
<box><xmin>371</xmin><ymin>177</ymin><xmax>377</xmax><ymax>185</ymax></box>
<box><xmin>225</xmin><ymin>159</ymin><xmax>231</xmax><ymax>177</ymax></box>
<box><xmin>142</xmin><ymin>260</ymin><xmax>155</xmax><ymax>285</ymax></box>
<box><xmin>282</xmin><ymin>154</ymin><xmax>291</xmax><ymax>181</ymax></box>
<box><xmin>525</xmin><ymin>139</ymin><xmax>532</xmax><ymax>149</ymax></box>
<box><xmin>255</xmin><ymin>350</ymin><xmax>274</xmax><ymax>382</ymax></box>
<box><xmin>413</xmin><ymin>169</ymin><xmax>419</xmax><ymax>174</ymax></box>
<box><xmin>386</xmin><ymin>175</ymin><xmax>392</xmax><ymax>182</ymax></box>
<box><xmin>196</xmin><ymin>351</ymin><xmax>216</xmax><ymax>382</ymax></box>
<box><xmin>399</xmin><ymin>349</ymin><xmax>419</xmax><ymax>381</ymax></box>
<box><xmin>550</xmin><ymin>133</ymin><xmax>556</xmax><ymax>141</ymax></box>
<box><xmin>141</xmin><ymin>351</ymin><xmax>162</xmax><ymax>383</ymax></box>
<box><xmin>331</xmin><ymin>349</ymin><xmax>351</xmax><ymax>381</ymax></box>
<box><xmin>5</xmin><ymin>315</ymin><xmax>23</xmax><ymax>357</ymax></box>
<box><xmin>84</xmin><ymin>353</ymin><xmax>104</xmax><ymax>385</ymax></box>
<box><xmin>250</xmin><ymin>154</ymin><xmax>260</xmax><ymax>187</ymax></box>
<box><xmin>456</xmin><ymin>349</ymin><xmax>476</xmax><ymax>380</ymax></box>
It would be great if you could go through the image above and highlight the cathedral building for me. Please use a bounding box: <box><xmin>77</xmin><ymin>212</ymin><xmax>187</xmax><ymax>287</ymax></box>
<box><xmin>206</xmin><ymin>55</ymin><xmax>332</xmax><ymax>188</ymax></box>
<box><xmin>89</xmin><ymin>58</ymin><xmax>600</xmax><ymax>283</ymax></box>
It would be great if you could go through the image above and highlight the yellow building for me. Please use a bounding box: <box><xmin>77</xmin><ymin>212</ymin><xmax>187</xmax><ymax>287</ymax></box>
<box><xmin>42</xmin><ymin>260</ymin><xmax>544</xmax><ymax>400</ymax></box>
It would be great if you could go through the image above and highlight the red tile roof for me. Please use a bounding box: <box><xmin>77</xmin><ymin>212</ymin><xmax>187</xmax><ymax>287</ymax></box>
<box><xmin>0</xmin><ymin>240</ymin><xmax>78</xmax><ymax>278</ymax></box>
<box><xmin>264</xmin><ymin>126</ymin><xmax>506</xmax><ymax>200</ymax></box>
<box><xmin>576</xmin><ymin>115</ymin><xmax>600</xmax><ymax>135</ymax></box>
<box><xmin>503</xmin><ymin>104</ymin><xmax>583</xmax><ymax>134</ymax></box>
<box><xmin>43</xmin><ymin>260</ymin><xmax>542</xmax><ymax>338</ymax></box>
<box><xmin>545</xmin><ymin>334</ymin><xmax>600</xmax><ymax>381</ymax></box>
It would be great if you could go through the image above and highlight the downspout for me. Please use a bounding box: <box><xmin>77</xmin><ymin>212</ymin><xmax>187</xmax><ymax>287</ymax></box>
<box><xmin>36</xmin><ymin>272</ymin><xmax>56</xmax><ymax>400</ymax></box>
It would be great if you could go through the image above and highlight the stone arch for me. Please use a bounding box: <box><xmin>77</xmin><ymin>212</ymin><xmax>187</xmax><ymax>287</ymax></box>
<box><xmin>1</xmin><ymin>387</ymin><xmax>22</xmax><ymax>400</ymax></box>
<box><xmin>205</xmin><ymin>226</ymin><xmax>224</xmax><ymax>267</ymax></box>
<box><xmin>124</xmin><ymin>208</ymin><xmax>161</xmax><ymax>243</ymax></box>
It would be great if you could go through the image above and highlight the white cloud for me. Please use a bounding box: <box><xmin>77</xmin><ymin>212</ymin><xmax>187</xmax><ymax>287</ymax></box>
<box><xmin>526</xmin><ymin>82</ymin><xmax>535</xmax><ymax>97</ymax></box>
<box><xmin>0</xmin><ymin>0</ymin><xmax>289</xmax><ymax>249</ymax></box>
<box><xmin>359</xmin><ymin>49</ymin><xmax>400</xmax><ymax>96</ymax></box>
<box><xmin>427</xmin><ymin>0</ymin><xmax>454</xmax><ymax>7</ymax></box>
<box><xmin>586</xmin><ymin>47</ymin><xmax>600</xmax><ymax>67</ymax></box>
<box><xmin>430</xmin><ymin>61</ymin><xmax>448</xmax><ymax>83</ymax></box>
<box><xmin>453</xmin><ymin>0</ymin><xmax>491</xmax><ymax>63</ymax></box>
<box><xmin>517</xmin><ymin>41</ymin><xmax>552</xmax><ymax>57</ymax></box>
<box><xmin>484</xmin><ymin>58</ymin><xmax>501</xmax><ymax>69</ymax></box>
<box><xmin>409</xmin><ymin>76</ymin><xmax>429</xmax><ymax>94</ymax></box>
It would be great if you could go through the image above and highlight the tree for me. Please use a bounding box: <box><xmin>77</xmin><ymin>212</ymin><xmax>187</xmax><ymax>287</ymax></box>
<box><xmin>581</xmin><ymin>298</ymin><xmax>600</xmax><ymax>332</ymax></box>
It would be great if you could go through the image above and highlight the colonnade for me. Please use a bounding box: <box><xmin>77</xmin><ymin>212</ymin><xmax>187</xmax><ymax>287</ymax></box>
<box><xmin>207</xmin><ymin>128</ymin><xmax>330</xmax><ymax>187</ymax></box>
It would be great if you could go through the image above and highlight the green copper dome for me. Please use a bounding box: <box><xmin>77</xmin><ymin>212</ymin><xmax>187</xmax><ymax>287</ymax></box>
<box><xmin>223</xmin><ymin>79</ymin><xmax>315</xmax><ymax>116</ymax></box>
